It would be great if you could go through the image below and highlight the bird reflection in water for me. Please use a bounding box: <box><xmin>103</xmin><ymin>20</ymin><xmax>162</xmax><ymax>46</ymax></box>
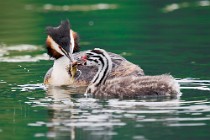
<box><xmin>40</xmin><ymin>86</ymin><xmax>181</xmax><ymax>140</ymax></box>
<box><xmin>45</xmin><ymin>86</ymin><xmax>115</xmax><ymax>140</ymax></box>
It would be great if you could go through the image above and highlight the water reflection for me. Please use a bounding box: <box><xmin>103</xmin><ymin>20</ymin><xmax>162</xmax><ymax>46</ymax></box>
<box><xmin>20</xmin><ymin>80</ymin><xmax>210</xmax><ymax>139</ymax></box>
<box><xmin>1</xmin><ymin>0</ymin><xmax>210</xmax><ymax>139</ymax></box>
<box><xmin>1</xmin><ymin>83</ymin><xmax>205</xmax><ymax>139</ymax></box>
<box><xmin>2</xmin><ymin>56</ymin><xmax>210</xmax><ymax>139</ymax></box>
<box><xmin>25</xmin><ymin>86</ymin><xmax>178</xmax><ymax>139</ymax></box>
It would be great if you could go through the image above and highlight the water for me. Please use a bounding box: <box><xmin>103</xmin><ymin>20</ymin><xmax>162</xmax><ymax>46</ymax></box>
<box><xmin>1</xmin><ymin>0</ymin><xmax>210</xmax><ymax>139</ymax></box>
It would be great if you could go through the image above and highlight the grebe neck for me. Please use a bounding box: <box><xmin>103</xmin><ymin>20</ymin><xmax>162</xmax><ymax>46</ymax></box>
<box><xmin>51</xmin><ymin>56</ymin><xmax>71</xmax><ymax>86</ymax></box>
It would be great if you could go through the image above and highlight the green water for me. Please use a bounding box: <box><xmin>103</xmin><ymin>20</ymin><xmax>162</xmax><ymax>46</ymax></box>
<box><xmin>1</xmin><ymin>0</ymin><xmax>210</xmax><ymax>140</ymax></box>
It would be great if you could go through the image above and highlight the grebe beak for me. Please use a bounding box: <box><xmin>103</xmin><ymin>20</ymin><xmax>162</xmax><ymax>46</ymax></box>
<box><xmin>59</xmin><ymin>45</ymin><xmax>74</xmax><ymax>63</ymax></box>
<box><xmin>71</xmin><ymin>55</ymin><xmax>87</xmax><ymax>66</ymax></box>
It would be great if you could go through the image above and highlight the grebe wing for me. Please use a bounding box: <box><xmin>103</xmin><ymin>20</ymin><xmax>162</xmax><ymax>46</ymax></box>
<box><xmin>108</xmin><ymin>52</ymin><xmax>144</xmax><ymax>77</ymax></box>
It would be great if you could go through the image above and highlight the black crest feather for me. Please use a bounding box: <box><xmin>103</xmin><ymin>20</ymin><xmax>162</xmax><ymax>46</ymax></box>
<box><xmin>46</xmin><ymin>20</ymin><xmax>70</xmax><ymax>48</ymax></box>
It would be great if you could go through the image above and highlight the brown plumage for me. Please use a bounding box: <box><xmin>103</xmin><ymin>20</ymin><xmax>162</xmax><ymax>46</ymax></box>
<box><xmin>44</xmin><ymin>20</ymin><xmax>144</xmax><ymax>86</ymax></box>
<box><xmin>44</xmin><ymin>51</ymin><xmax>144</xmax><ymax>86</ymax></box>
<box><xmin>46</xmin><ymin>36</ymin><xmax>63</xmax><ymax>59</ymax></box>
<box><xmin>93</xmin><ymin>74</ymin><xmax>180</xmax><ymax>98</ymax></box>
<box><xmin>46</xmin><ymin>31</ymin><xmax>80</xmax><ymax>59</ymax></box>
<box><xmin>79</xmin><ymin>48</ymin><xmax>180</xmax><ymax>98</ymax></box>
<box><xmin>44</xmin><ymin>21</ymin><xmax>180</xmax><ymax>98</ymax></box>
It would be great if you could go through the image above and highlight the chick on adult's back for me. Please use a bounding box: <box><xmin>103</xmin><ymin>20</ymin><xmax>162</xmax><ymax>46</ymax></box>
<box><xmin>80</xmin><ymin>48</ymin><xmax>180</xmax><ymax>98</ymax></box>
<box><xmin>97</xmin><ymin>74</ymin><xmax>180</xmax><ymax>98</ymax></box>
<box><xmin>44</xmin><ymin>20</ymin><xmax>144</xmax><ymax>86</ymax></box>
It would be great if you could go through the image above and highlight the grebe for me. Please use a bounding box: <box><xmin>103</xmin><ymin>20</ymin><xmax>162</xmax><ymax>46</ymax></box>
<box><xmin>44</xmin><ymin>20</ymin><xmax>144</xmax><ymax>86</ymax></box>
<box><xmin>79</xmin><ymin>48</ymin><xmax>180</xmax><ymax>98</ymax></box>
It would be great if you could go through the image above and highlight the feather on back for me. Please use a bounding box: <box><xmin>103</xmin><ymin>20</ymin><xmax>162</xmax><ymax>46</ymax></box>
<box><xmin>94</xmin><ymin>74</ymin><xmax>180</xmax><ymax>98</ymax></box>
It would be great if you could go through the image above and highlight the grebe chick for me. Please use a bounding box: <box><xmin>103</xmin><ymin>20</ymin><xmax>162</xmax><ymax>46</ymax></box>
<box><xmin>80</xmin><ymin>48</ymin><xmax>180</xmax><ymax>98</ymax></box>
<box><xmin>44</xmin><ymin>20</ymin><xmax>144</xmax><ymax>86</ymax></box>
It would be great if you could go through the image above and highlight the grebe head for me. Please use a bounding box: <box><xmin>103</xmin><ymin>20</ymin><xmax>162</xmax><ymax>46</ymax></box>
<box><xmin>80</xmin><ymin>48</ymin><xmax>112</xmax><ymax>93</ymax></box>
<box><xmin>81</xmin><ymin>48</ymin><xmax>111</xmax><ymax>67</ymax></box>
<box><xmin>46</xmin><ymin>20</ymin><xmax>79</xmax><ymax>60</ymax></box>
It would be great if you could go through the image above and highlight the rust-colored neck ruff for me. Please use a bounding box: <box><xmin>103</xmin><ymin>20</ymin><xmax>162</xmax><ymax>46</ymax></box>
<box><xmin>46</xmin><ymin>30</ymin><xmax>79</xmax><ymax>59</ymax></box>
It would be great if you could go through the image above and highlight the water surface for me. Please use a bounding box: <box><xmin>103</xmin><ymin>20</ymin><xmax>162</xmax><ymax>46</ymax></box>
<box><xmin>1</xmin><ymin>0</ymin><xmax>210</xmax><ymax>140</ymax></box>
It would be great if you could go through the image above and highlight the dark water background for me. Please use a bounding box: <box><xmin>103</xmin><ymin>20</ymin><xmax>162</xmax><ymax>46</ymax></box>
<box><xmin>1</xmin><ymin>0</ymin><xmax>210</xmax><ymax>140</ymax></box>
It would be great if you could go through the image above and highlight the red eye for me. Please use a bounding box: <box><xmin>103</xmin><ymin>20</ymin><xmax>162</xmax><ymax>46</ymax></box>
<box><xmin>81</xmin><ymin>55</ymin><xmax>88</xmax><ymax>60</ymax></box>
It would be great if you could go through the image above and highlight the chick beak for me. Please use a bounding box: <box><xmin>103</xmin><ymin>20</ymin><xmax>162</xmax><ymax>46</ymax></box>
<box><xmin>80</xmin><ymin>55</ymin><xmax>88</xmax><ymax>65</ymax></box>
<box><xmin>81</xmin><ymin>55</ymin><xmax>88</xmax><ymax>61</ymax></box>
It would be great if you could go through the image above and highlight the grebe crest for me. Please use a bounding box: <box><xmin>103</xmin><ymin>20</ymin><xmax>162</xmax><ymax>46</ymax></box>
<box><xmin>46</xmin><ymin>20</ymin><xmax>79</xmax><ymax>60</ymax></box>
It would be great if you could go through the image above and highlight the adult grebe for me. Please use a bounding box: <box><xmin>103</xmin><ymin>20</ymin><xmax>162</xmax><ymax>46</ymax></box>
<box><xmin>44</xmin><ymin>20</ymin><xmax>144</xmax><ymax>86</ymax></box>
<box><xmin>79</xmin><ymin>48</ymin><xmax>180</xmax><ymax>98</ymax></box>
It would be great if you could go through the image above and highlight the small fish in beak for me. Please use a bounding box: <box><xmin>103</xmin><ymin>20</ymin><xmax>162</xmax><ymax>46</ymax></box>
<box><xmin>68</xmin><ymin>61</ymin><xmax>83</xmax><ymax>81</ymax></box>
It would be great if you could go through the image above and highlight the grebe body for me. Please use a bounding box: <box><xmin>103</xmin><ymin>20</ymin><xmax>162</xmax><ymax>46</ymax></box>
<box><xmin>44</xmin><ymin>20</ymin><xmax>144</xmax><ymax>86</ymax></box>
<box><xmin>44</xmin><ymin>51</ymin><xmax>144</xmax><ymax>86</ymax></box>
<box><xmin>80</xmin><ymin>48</ymin><xmax>180</xmax><ymax>98</ymax></box>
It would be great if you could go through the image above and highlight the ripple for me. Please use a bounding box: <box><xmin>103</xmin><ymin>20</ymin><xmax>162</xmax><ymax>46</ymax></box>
<box><xmin>28</xmin><ymin>123</ymin><xmax>43</xmax><ymax>127</ymax></box>
<box><xmin>25</xmin><ymin>3</ymin><xmax>118</xmax><ymax>12</ymax></box>
<box><xmin>162</xmin><ymin>1</ymin><xmax>210</xmax><ymax>13</ymax></box>
<box><xmin>34</xmin><ymin>133</ymin><xmax>45</xmax><ymax>138</ymax></box>
<box><xmin>166</xmin><ymin>117</ymin><xmax>210</xmax><ymax>121</ymax></box>
<box><xmin>91</xmin><ymin>131</ymin><xmax>117</xmax><ymax>136</ymax></box>
<box><xmin>167</xmin><ymin>123</ymin><xmax>206</xmax><ymax>127</ymax></box>
<box><xmin>49</xmin><ymin>3</ymin><xmax>117</xmax><ymax>11</ymax></box>
<box><xmin>46</xmin><ymin>132</ymin><xmax>56</xmax><ymax>138</ymax></box>
<box><xmin>178</xmin><ymin>78</ymin><xmax>210</xmax><ymax>91</ymax></box>
<box><xmin>133</xmin><ymin>135</ymin><xmax>147</xmax><ymax>140</ymax></box>
<box><xmin>108</xmin><ymin>99</ymin><xmax>180</xmax><ymax>109</ymax></box>
<box><xmin>0</xmin><ymin>80</ymin><xmax>7</xmax><ymax>84</ymax></box>
<box><xmin>24</xmin><ymin>84</ymin><xmax>210</xmax><ymax>139</ymax></box>
<box><xmin>178</xmin><ymin>78</ymin><xmax>210</xmax><ymax>84</ymax></box>
<box><xmin>181</xmin><ymin>86</ymin><xmax>210</xmax><ymax>91</ymax></box>
<box><xmin>0</xmin><ymin>44</ymin><xmax>39</xmax><ymax>51</ymax></box>
<box><xmin>0</xmin><ymin>54</ymin><xmax>49</xmax><ymax>62</ymax></box>
<box><xmin>17</xmin><ymin>83</ymin><xmax>46</xmax><ymax>91</ymax></box>
<box><xmin>0</xmin><ymin>44</ymin><xmax>49</xmax><ymax>62</ymax></box>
